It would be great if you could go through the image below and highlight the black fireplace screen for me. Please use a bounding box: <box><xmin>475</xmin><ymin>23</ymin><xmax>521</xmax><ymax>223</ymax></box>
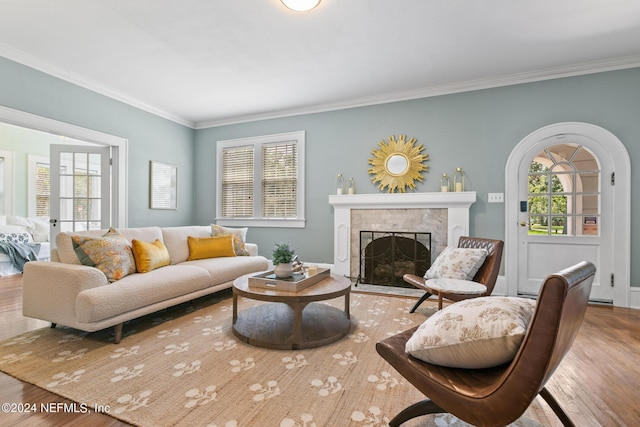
<box><xmin>359</xmin><ymin>231</ymin><xmax>431</xmax><ymax>288</ymax></box>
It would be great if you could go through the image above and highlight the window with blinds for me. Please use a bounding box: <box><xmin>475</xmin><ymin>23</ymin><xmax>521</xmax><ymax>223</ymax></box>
<box><xmin>221</xmin><ymin>145</ymin><xmax>254</xmax><ymax>217</ymax></box>
<box><xmin>35</xmin><ymin>161</ymin><xmax>50</xmax><ymax>217</ymax></box>
<box><xmin>262</xmin><ymin>141</ymin><xmax>297</xmax><ymax>218</ymax></box>
<box><xmin>217</xmin><ymin>131</ymin><xmax>305</xmax><ymax>228</ymax></box>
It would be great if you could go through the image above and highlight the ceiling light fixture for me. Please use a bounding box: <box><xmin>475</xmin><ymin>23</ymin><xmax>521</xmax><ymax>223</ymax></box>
<box><xmin>281</xmin><ymin>0</ymin><xmax>321</xmax><ymax>12</ymax></box>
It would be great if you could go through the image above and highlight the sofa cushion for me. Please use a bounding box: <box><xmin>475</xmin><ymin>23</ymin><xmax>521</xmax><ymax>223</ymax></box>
<box><xmin>76</xmin><ymin>265</ymin><xmax>212</xmax><ymax>323</ymax></box>
<box><xmin>211</xmin><ymin>224</ymin><xmax>249</xmax><ymax>256</ymax></box>
<box><xmin>131</xmin><ymin>239</ymin><xmax>171</xmax><ymax>273</ymax></box>
<box><xmin>161</xmin><ymin>226</ymin><xmax>213</xmax><ymax>264</ymax></box>
<box><xmin>181</xmin><ymin>255</ymin><xmax>269</xmax><ymax>286</ymax></box>
<box><xmin>187</xmin><ymin>235</ymin><xmax>236</xmax><ymax>260</ymax></box>
<box><xmin>405</xmin><ymin>296</ymin><xmax>536</xmax><ymax>369</ymax></box>
<box><xmin>72</xmin><ymin>228</ymin><xmax>137</xmax><ymax>282</ymax></box>
<box><xmin>424</xmin><ymin>247</ymin><xmax>487</xmax><ymax>280</ymax></box>
<box><xmin>56</xmin><ymin>227</ymin><xmax>163</xmax><ymax>265</ymax></box>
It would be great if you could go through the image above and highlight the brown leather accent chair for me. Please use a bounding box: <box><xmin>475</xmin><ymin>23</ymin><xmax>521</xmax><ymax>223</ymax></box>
<box><xmin>404</xmin><ymin>236</ymin><xmax>504</xmax><ymax>313</ymax></box>
<box><xmin>377</xmin><ymin>261</ymin><xmax>596</xmax><ymax>427</ymax></box>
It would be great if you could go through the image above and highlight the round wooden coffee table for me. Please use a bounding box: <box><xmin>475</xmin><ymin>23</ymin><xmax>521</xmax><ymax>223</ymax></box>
<box><xmin>424</xmin><ymin>278</ymin><xmax>487</xmax><ymax>310</ymax></box>
<box><xmin>232</xmin><ymin>272</ymin><xmax>352</xmax><ymax>350</ymax></box>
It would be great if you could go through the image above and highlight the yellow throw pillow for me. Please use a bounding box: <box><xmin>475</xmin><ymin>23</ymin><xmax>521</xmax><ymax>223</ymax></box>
<box><xmin>131</xmin><ymin>239</ymin><xmax>171</xmax><ymax>273</ymax></box>
<box><xmin>187</xmin><ymin>235</ymin><xmax>236</xmax><ymax>260</ymax></box>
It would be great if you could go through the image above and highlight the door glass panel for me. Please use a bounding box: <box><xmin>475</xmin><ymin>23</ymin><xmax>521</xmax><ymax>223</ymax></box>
<box><xmin>74</xmin><ymin>175</ymin><xmax>88</xmax><ymax>197</ymax></box>
<box><xmin>89</xmin><ymin>153</ymin><xmax>101</xmax><ymax>174</ymax></box>
<box><xmin>550</xmin><ymin>216</ymin><xmax>567</xmax><ymax>234</ymax></box>
<box><xmin>90</xmin><ymin>176</ymin><xmax>101</xmax><ymax>198</ymax></box>
<box><xmin>59</xmin><ymin>152</ymin><xmax>72</xmax><ymax>172</ymax></box>
<box><xmin>89</xmin><ymin>199</ymin><xmax>101</xmax><ymax>221</ymax></box>
<box><xmin>528</xmin><ymin>144</ymin><xmax>600</xmax><ymax>236</ymax></box>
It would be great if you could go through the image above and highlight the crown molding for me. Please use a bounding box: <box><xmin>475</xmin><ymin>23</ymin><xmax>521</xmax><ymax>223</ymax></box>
<box><xmin>0</xmin><ymin>44</ymin><xmax>195</xmax><ymax>128</ymax></box>
<box><xmin>195</xmin><ymin>55</ymin><xmax>640</xmax><ymax>129</ymax></box>
<box><xmin>2</xmin><ymin>41</ymin><xmax>639</xmax><ymax>131</ymax></box>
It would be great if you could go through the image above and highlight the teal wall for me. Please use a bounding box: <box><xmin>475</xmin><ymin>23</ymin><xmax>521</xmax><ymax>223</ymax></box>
<box><xmin>0</xmin><ymin>56</ymin><xmax>195</xmax><ymax>227</ymax></box>
<box><xmin>1</xmin><ymin>55</ymin><xmax>638</xmax><ymax>287</ymax></box>
<box><xmin>194</xmin><ymin>68</ymin><xmax>639</xmax><ymax>287</ymax></box>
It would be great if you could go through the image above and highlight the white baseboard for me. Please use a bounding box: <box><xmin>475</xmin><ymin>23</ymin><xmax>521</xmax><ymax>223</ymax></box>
<box><xmin>494</xmin><ymin>275</ymin><xmax>640</xmax><ymax>310</ymax></box>
<box><xmin>629</xmin><ymin>287</ymin><xmax>640</xmax><ymax>310</ymax></box>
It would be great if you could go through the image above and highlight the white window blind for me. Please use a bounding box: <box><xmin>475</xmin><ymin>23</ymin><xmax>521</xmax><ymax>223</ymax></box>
<box><xmin>262</xmin><ymin>141</ymin><xmax>297</xmax><ymax>218</ymax></box>
<box><xmin>216</xmin><ymin>131</ymin><xmax>305</xmax><ymax>228</ymax></box>
<box><xmin>35</xmin><ymin>161</ymin><xmax>50</xmax><ymax>217</ymax></box>
<box><xmin>222</xmin><ymin>145</ymin><xmax>254</xmax><ymax>217</ymax></box>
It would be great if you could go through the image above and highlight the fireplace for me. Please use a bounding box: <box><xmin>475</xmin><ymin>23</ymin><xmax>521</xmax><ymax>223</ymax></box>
<box><xmin>359</xmin><ymin>231</ymin><xmax>431</xmax><ymax>288</ymax></box>
<box><xmin>328</xmin><ymin>192</ymin><xmax>476</xmax><ymax>278</ymax></box>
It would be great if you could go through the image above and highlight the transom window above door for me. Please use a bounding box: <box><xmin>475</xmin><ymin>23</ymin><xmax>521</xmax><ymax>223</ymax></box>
<box><xmin>527</xmin><ymin>143</ymin><xmax>600</xmax><ymax>236</ymax></box>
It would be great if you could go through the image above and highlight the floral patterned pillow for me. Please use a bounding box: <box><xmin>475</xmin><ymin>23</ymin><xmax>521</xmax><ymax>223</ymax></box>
<box><xmin>211</xmin><ymin>224</ymin><xmax>249</xmax><ymax>256</ymax></box>
<box><xmin>424</xmin><ymin>247</ymin><xmax>487</xmax><ymax>280</ymax></box>
<box><xmin>72</xmin><ymin>228</ymin><xmax>136</xmax><ymax>282</ymax></box>
<box><xmin>405</xmin><ymin>297</ymin><xmax>537</xmax><ymax>368</ymax></box>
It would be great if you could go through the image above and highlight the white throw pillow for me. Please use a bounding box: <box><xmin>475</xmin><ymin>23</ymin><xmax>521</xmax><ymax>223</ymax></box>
<box><xmin>424</xmin><ymin>247</ymin><xmax>487</xmax><ymax>280</ymax></box>
<box><xmin>405</xmin><ymin>297</ymin><xmax>536</xmax><ymax>369</ymax></box>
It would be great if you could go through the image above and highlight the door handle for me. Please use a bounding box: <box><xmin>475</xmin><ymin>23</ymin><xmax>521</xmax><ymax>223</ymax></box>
<box><xmin>50</xmin><ymin>218</ymin><xmax>58</xmax><ymax>228</ymax></box>
<box><xmin>519</xmin><ymin>221</ymin><xmax>528</xmax><ymax>227</ymax></box>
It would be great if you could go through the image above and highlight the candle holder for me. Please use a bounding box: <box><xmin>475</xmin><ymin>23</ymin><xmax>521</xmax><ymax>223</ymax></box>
<box><xmin>440</xmin><ymin>173</ymin><xmax>450</xmax><ymax>192</ymax></box>
<box><xmin>348</xmin><ymin>178</ymin><xmax>356</xmax><ymax>195</ymax></box>
<box><xmin>336</xmin><ymin>173</ymin><xmax>345</xmax><ymax>195</ymax></box>
<box><xmin>454</xmin><ymin>167</ymin><xmax>465</xmax><ymax>192</ymax></box>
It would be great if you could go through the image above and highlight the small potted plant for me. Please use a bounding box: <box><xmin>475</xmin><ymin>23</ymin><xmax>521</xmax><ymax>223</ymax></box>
<box><xmin>272</xmin><ymin>242</ymin><xmax>295</xmax><ymax>278</ymax></box>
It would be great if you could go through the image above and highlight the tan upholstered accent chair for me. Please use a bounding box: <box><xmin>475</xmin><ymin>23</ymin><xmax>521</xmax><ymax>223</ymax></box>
<box><xmin>377</xmin><ymin>261</ymin><xmax>596</xmax><ymax>427</ymax></box>
<box><xmin>403</xmin><ymin>236</ymin><xmax>504</xmax><ymax>313</ymax></box>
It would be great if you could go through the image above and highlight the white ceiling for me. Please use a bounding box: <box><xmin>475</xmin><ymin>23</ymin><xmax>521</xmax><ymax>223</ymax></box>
<box><xmin>1</xmin><ymin>0</ymin><xmax>640</xmax><ymax>129</ymax></box>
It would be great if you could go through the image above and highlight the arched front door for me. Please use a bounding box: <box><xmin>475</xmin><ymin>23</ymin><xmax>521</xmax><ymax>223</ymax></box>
<box><xmin>505</xmin><ymin>123</ymin><xmax>630</xmax><ymax>307</ymax></box>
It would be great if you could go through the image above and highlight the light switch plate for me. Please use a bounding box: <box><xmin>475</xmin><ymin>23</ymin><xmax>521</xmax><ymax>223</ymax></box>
<box><xmin>488</xmin><ymin>193</ymin><xmax>504</xmax><ymax>203</ymax></box>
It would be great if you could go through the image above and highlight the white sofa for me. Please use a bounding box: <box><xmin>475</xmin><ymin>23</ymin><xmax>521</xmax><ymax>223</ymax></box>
<box><xmin>23</xmin><ymin>225</ymin><xmax>269</xmax><ymax>343</ymax></box>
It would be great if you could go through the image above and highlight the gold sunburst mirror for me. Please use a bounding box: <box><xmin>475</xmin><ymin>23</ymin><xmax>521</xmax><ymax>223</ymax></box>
<box><xmin>368</xmin><ymin>135</ymin><xmax>428</xmax><ymax>193</ymax></box>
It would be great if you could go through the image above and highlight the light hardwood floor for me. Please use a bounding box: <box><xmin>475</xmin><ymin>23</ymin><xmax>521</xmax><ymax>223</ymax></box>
<box><xmin>1</xmin><ymin>274</ymin><xmax>639</xmax><ymax>426</ymax></box>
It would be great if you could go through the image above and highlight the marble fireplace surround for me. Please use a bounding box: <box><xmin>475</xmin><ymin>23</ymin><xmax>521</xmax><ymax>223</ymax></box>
<box><xmin>328</xmin><ymin>192</ymin><xmax>477</xmax><ymax>278</ymax></box>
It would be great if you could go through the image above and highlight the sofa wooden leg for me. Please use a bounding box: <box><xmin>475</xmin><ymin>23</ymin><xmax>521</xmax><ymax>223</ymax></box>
<box><xmin>51</xmin><ymin>323</ymin><xmax>56</xmax><ymax>328</ymax></box>
<box><xmin>114</xmin><ymin>323</ymin><xmax>123</xmax><ymax>344</ymax></box>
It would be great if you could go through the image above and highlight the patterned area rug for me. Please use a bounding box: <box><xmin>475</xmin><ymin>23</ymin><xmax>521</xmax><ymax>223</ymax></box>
<box><xmin>0</xmin><ymin>291</ymin><xmax>547</xmax><ymax>426</ymax></box>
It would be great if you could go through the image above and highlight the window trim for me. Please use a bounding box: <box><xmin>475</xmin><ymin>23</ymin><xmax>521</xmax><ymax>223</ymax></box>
<box><xmin>216</xmin><ymin>131</ymin><xmax>306</xmax><ymax>228</ymax></box>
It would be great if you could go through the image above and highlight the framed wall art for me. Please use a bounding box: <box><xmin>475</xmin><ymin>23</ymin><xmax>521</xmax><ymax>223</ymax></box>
<box><xmin>149</xmin><ymin>161</ymin><xmax>177</xmax><ymax>209</ymax></box>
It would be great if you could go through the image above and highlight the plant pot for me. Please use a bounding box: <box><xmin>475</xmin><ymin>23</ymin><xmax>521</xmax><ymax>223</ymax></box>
<box><xmin>274</xmin><ymin>262</ymin><xmax>293</xmax><ymax>279</ymax></box>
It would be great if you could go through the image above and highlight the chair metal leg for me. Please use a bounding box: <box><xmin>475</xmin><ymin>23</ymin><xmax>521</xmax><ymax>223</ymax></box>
<box><xmin>389</xmin><ymin>398</ymin><xmax>445</xmax><ymax>427</ymax></box>
<box><xmin>409</xmin><ymin>292</ymin><xmax>432</xmax><ymax>313</ymax></box>
<box><xmin>539</xmin><ymin>387</ymin><xmax>576</xmax><ymax>427</ymax></box>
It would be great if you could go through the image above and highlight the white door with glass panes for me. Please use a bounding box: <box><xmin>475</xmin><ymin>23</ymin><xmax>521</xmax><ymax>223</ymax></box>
<box><xmin>49</xmin><ymin>145</ymin><xmax>111</xmax><ymax>244</ymax></box>
<box><xmin>516</xmin><ymin>135</ymin><xmax>614</xmax><ymax>303</ymax></box>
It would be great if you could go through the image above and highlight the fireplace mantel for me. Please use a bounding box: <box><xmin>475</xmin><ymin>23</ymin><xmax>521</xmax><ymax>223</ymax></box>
<box><xmin>328</xmin><ymin>192</ymin><xmax>476</xmax><ymax>276</ymax></box>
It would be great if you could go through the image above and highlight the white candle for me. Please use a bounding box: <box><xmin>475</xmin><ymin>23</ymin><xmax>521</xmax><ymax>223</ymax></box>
<box><xmin>441</xmin><ymin>185</ymin><xmax>449</xmax><ymax>192</ymax></box>
<box><xmin>337</xmin><ymin>188</ymin><xmax>343</xmax><ymax>195</ymax></box>
<box><xmin>455</xmin><ymin>182</ymin><xmax>463</xmax><ymax>192</ymax></box>
<box><xmin>348</xmin><ymin>188</ymin><xmax>355</xmax><ymax>194</ymax></box>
